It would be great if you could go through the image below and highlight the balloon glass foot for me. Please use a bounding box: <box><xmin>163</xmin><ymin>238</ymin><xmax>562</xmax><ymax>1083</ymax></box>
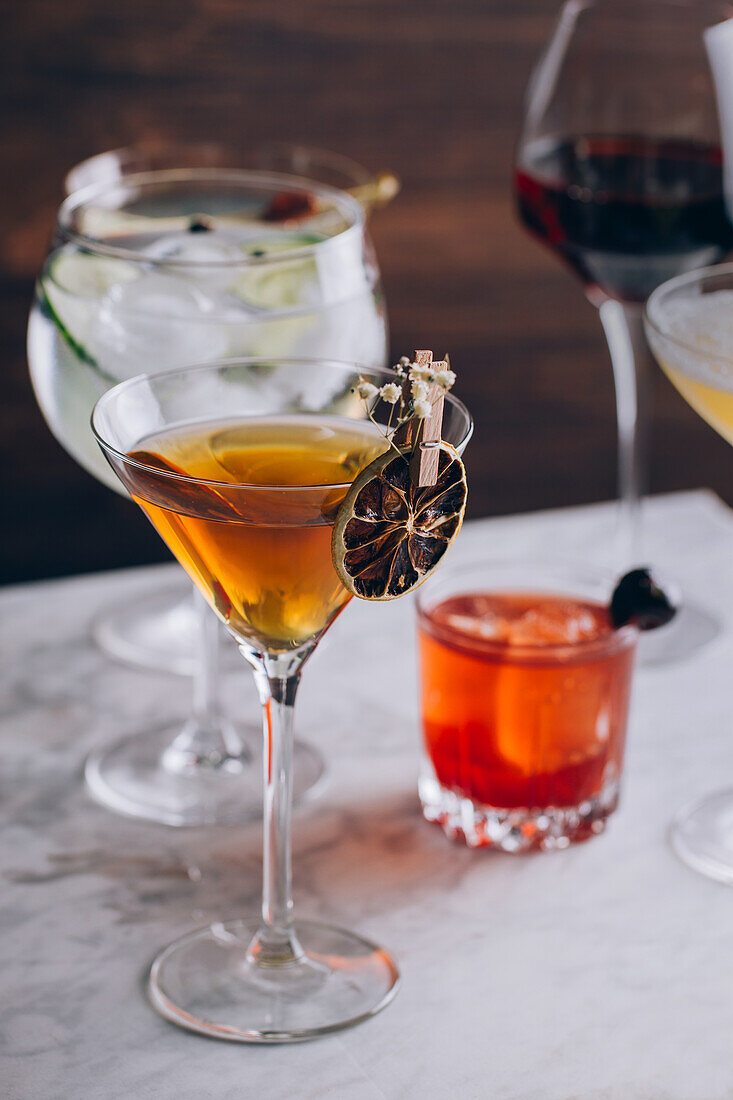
<box><xmin>85</xmin><ymin>723</ymin><xmax>325</xmax><ymax>826</ymax></box>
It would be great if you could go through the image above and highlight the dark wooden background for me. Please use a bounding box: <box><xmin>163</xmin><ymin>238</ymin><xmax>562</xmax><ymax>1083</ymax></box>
<box><xmin>3</xmin><ymin>0</ymin><xmax>731</xmax><ymax>585</ymax></box>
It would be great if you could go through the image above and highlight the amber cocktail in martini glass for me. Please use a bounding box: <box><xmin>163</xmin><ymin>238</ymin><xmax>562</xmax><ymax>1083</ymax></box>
<box><xmin>92</xmin><ymin>357</ymin><xmax>472</xmax><ymax>1042</ymax></box>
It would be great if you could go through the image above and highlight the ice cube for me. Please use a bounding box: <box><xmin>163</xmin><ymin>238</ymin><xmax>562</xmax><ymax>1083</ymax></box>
<box><xmin>142</xmin><ymin>229</ymin><xmax>245</xmax><ymax>265</ymax></box>
<box><xmin>315</xmin><ymin>233</ymin><xmax>370</xmax><ymax>305</ymax></box>
<box><xmin>88</xmin><ymin>272</ymin><xmax>229</xmax><ymax>381</ymax></box>
<box><xmin>291</xmin><ymin>293</ymin><xmax>386</xmax><ymax>364</ymax></box>
<box><xmin>141</xmin><ymin>228</ymin><xmax>248</xmax><ymax>294</ymax></box>
<box><xmin>441</xmin><ymin>611</ymin><xmax>509</xmax><ymax>642</ymax></box>
<box><xmin>506</xmin><ymin>602</ymin><xmax>603</xmax><ymax>646</ymax></box>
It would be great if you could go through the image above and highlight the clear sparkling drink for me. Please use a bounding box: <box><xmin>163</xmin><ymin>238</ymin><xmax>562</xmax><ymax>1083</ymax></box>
<box><xmin>28</xmin><ymin>175</ymin><xmax>388</xmax><ymax>491</ymax></box>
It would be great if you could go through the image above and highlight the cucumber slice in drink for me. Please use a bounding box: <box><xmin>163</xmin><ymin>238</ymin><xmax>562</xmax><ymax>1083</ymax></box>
<box><xmin>233</xmin><ymin>259</ymin><xmax>320</xmax><ymax>311</ymax></box>
<box><xmin>232</xmin><ymin>234</ymin><xmax>324</xmax><ymax>312</ymax></box>
<box><xmin>39</xmin><ymin>248</ymin><xmax>139</xmax><ymax>368</ymax></box>
<box><xmin>239</xmin><ymin>233</ymin><xmax>324</xmax><ymax>258</ymax></box>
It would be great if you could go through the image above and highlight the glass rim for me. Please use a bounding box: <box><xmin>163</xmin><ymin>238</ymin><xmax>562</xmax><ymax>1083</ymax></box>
<box><xmin>645</xmin><ymin>260</ymin><xmax>733</xmax><ymax>369</ymax></box>
<box><xmin>56</xmin><ymin>167</ymin><xmax>366</xmax><ymax>268</ymax></box>
<box><xmin>91</xmin><ymin>356</ymin><xmax>474</xmax><ymax>493</ymax></box>
<box><xmin>416</xmin><ymin>553</ymin><xmax>638</xmax><ymax>658</ymax></box>
<box><xmin>65</xmin><ymin>142</ymin><xmax>376</xmax><ymax>196</ymax></box>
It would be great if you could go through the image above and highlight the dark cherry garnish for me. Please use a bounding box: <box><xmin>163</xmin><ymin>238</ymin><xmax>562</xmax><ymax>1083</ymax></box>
<box><xmin>262</xmin><ymin>190</ymin><xmax>317</xmax><ymax>222</ymax></box>
<box><xmin>610</xmin><ymin>567</ymin><xmax>678</xmax><ymax>631</ymax></box>
<box><xmin>188</xmin><ymin>216</ymin><xmax>214</xmax><ymax>233</ymax></box>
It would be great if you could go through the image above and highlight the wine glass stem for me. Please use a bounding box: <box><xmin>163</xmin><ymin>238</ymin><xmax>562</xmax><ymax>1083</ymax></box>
<box><xmin>247</xmin><ymin>650</ymin><xmax>310</xmax><ymax>964</ymax></box>
<box><xmin>165</xmin><ymin>590</ymin><xmax>249</xmax><ymax>770</ymax></box>
<box><xmin>599</xmin><ymin>299</ymin><xmax>649</xmax><ymax>567</ymax></box>
<box><xmin>192</xmin><ymin>589</ymin><xmax>223</xmax><ymax>730</ymax></box>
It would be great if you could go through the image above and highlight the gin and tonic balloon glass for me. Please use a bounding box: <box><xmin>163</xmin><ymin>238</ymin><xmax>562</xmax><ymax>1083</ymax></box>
<box><xmin>62</xmin><ymin>143</ymin><xmax>397</xmax><ymax>679</ymax></box>
<box><xmin>28</xmin><ymin>169</ymin><xmax>388</xmax><ymax>825</ymax></box>
<box><xmin>92</xmin><ymin>357</ymin><xmax>472</xmax><ymax>1041</ymax></box>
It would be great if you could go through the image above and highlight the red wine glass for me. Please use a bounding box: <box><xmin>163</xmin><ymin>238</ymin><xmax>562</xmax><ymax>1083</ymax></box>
<box><xmin>514</xmin><ymin>0</ymin><xmax>733</xmax><ymax>661</ymax></box>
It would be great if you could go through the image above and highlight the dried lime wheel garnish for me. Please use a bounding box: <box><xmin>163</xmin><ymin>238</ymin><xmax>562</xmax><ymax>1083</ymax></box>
<box><xmin>332</xmin><ymin>442</ymin><xmax>467</xmax><ymax>600</ymax></box>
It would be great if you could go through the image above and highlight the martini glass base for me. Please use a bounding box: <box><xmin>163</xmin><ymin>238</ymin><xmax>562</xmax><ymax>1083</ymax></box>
<box><xmin>148</xmin><ymin>918</ymin><xmax>400</xmax><ymax>1043</ymax></box>
<box><xmin>670</xmin><ymin>789</ymin><xmax>733</xmax><ymax>885</ymax></box>
<box><xmin>85</xmin><ymin>723</ymin><xmax>325</xmax><ymax>827</ymax></box>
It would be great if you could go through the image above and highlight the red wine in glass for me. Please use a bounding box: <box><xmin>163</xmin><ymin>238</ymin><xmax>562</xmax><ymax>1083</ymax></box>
<box><xmin>514</xmin><ymin>134</ymin><xmax>733</xmax><ymax>305</ymax></box>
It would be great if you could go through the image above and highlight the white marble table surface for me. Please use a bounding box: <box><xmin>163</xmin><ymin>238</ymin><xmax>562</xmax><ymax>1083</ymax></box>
<box><xmin>3</xmin><ymin>490</ymin><xmax>733</xmax><ymax>1100</ymax></box>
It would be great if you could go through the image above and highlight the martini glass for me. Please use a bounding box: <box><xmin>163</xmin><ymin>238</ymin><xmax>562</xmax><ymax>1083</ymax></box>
<box><xmin>92</xmin><ymin>357</ymin><xmax>472</xmax><ymax>1041</ymax></box>
<box><xmin>645</xmin><ymin>262</ymin><xmax>733</xmax><ymax>883</ymax></box>
<box><xmin>28</xmin><ymin>169</ymin><xmax>387</xmax><ymax>825</ymax></box>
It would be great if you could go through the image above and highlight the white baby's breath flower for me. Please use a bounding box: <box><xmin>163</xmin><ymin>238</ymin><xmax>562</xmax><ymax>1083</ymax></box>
<box><xmin>380</xmin><ymin>382</ymin><xmax>402</xmax><ymax>404</ymax></box>
<box><xmin>356</xmin><ymin>380</ymin><xmax>379</xmax><ymax>400</ymax></box>
<box><xmin>413</xmin><ymin>398</ymin><xmax>431</xmax><ymax>418</ymax></box>
<box><xmin>399</xmin><ymin>356</ymin><xmax>411</xmax><ymax>368</ymax></box>
<box><xmin>435</xmin><ymin>368</ymin><xmax>456</xmax><ymax>390</ymax></box>
<box><xmin>411</xmin><ymin>379</ymin><xmax>430</xmax><ymax>402</ymax></box>
<box><xmin>409</xmin><ymin>365</ymin><xmax>434</xmax><ymax>384</ymax></box>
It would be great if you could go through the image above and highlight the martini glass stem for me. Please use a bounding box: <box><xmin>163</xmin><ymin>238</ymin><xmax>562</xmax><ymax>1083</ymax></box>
<box><xmin>246</xmin><ymin>649</ymin><xmax>312</xmax><ymax>964</ymax></box>
<box><xmin>599</xmin><ymin>299</ymin><xmax>649</xmax><ymax>568</ymax></box>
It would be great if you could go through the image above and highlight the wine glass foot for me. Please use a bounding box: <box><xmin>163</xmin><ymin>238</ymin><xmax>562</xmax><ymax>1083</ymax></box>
<box><xmin>148</xmin><ymin>917</ymin><xmax>400</xmax><ymax>1043</ymax></box>
<box><xmin>636</xmin><ymin>598</ymin><xmax>721</xmax><ymax>667</ymax></box>
<box><xmin>670</xmin><ymin>789</ymin><xmax>733</xmax><ymax>885</ymax></box>
<box><xmin>92</xmin><ymin>583</ymin><xmax>238</xmax><ymax>677</ymax></box>
<box><xmin>85</xmin><ymin>722</ymin><xmax>325</xmax><ymax>826</ymax></box>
